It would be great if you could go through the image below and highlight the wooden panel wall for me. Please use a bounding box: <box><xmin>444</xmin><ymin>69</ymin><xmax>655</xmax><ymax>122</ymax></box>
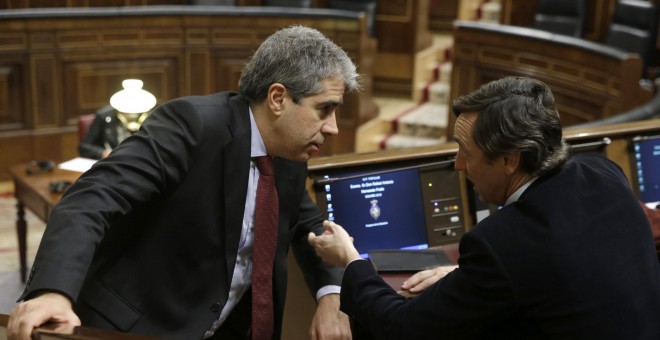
<box><xmin>0</xmin><ymin>7</ymin><xmax>377</xmax><ymax>181</ymax></box>
<box><xmin>2</xmin><ymin>0</ymin><xmax>432</xmax><ymax>99</ymax></box>
<box><xmin>447</xmin><ymin>21</ymin><xmax>653</xmax><ymax>138</ymax></box>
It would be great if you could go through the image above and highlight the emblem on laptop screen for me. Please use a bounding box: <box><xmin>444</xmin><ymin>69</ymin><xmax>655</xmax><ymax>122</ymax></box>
<box><xmin>370</xmin><ymin>199</ymin><xmax>381</xmax><ymax>220</ymax></box>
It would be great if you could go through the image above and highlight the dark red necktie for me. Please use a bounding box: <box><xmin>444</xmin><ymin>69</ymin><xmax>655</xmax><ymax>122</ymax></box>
<box><xmin>251</xmin><ymin>156</ymin><xmax>278</xmax><ymax>340</ymax></box>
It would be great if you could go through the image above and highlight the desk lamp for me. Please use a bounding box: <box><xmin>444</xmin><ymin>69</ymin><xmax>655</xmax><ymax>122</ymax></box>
<box><xmin>109</xmin><ymin>79</ymin><xmax>157</xmax><ymax>132</ymax></box>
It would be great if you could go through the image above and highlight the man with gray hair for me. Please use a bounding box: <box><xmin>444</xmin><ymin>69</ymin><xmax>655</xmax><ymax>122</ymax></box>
<box><xmin>309</xmin><ymin>76</ymin><xmax>660</xmax><ymax>339</ymax></box>
<box><xmin>9</xmin><ymin>25</ymin><xmax>358</xmax><ymax>340</ymax></box>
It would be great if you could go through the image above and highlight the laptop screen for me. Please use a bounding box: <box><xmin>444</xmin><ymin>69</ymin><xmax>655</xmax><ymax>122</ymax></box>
<box><xmin>631</xmin><ymin>134</ymin><xmax>660</xmax><ymax>207</ymax></box>
<box><xmin>311</xmin><ymin>158</ymin><xmax>465</xmax><ymax>258</ymax></box>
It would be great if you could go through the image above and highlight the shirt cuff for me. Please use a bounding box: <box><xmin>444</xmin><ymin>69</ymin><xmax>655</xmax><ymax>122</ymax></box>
<box><xmin>316</xmin><ymin>285</ymin><xmax>341</xmax><ymax>301</ymax></box>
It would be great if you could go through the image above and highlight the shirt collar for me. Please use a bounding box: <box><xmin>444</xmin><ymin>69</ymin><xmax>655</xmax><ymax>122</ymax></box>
<box><xmin>249</xmin><ymin>106</ymin><xmax>267</xmax><ymax>158</ymax></box>
<box><xmin>504</xmin><ymin>177</ymin><xmax>538</xmax><ymax>206</ymax></box>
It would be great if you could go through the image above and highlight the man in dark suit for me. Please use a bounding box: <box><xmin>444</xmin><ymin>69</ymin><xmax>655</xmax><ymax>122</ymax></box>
<box><xmin>9</xmin><ymin>25</ymin><xmax>359</xmax><ymax>340</ymax></box>
<box><xmin>78</xmin><ymin>105</ymin><xmax>132</xmax><ymax>160</ymax></box>
<box><xmin>309</xmin><ymin>76</ymin><xmax>660</xmax><ymax>339</ymax></box>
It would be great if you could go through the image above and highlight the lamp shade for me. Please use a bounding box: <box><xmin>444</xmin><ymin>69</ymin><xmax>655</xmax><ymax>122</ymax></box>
<box><xmin>109</xmin><ymin>79</ymin><xmax>157</xmax><ymax>114</ymax></box>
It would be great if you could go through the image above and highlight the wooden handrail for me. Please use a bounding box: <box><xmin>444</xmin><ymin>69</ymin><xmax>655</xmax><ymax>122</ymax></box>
<box><xmin>1</xmin><ymin>313</ymin><xmax>165</xmax><ymax>339</ymax></box>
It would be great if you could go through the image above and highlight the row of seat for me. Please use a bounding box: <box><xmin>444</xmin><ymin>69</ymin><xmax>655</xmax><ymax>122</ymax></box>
<box><xmin>534</xmin><ymin>0</ymin><xmax>658</xmax><ymax>76</ymax></box>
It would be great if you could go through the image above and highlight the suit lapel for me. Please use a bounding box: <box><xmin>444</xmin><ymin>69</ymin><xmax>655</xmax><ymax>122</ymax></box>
<box><xmin>223</xmin><ymin>95</ymin><xmax>251</xmax><ymax>288</ymax></box>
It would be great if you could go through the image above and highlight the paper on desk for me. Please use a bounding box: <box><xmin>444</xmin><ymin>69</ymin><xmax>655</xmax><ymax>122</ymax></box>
<box><xmin>58</xmin><ymin>157</ymin><xmax>97</xmax><ymax>173</ymax></box>
<box><xmin>646</xmin><ymin>201</ymin><xmax>660</xmax><ymax>210</ymax></box>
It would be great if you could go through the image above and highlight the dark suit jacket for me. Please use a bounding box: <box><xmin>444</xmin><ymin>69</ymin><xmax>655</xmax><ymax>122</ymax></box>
<box><xmin>340</xmin><ymin>154</ymin><xmax>660</xmax><ymax>339</ymax></box>
<box><xmin>78</xmin><ymin>105</ymin><xmax>127</xmax><ymax>160</ymax></box>
<box><xmin>22</xmin><ymin>92</ymin><xmax>342</xmax><ymax>339</ymax></box>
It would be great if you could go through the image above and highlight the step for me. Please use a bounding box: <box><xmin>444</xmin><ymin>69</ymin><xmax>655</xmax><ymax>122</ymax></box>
<box><xmin>381</xmin><ymin>134</ymin><xmax>446</xmax><ymax>149</ymax></box>
<box><xmin>438</xmin><ymin>62</ymin><xmax>452</xmax><ymax>83</ymax></box>
<box><xmin>395</xmin><ymin>102</ymin><xmax>448</xmax><ymax>138</ymax></box>
<box><xmin>428</xmin><ymin>81</ymin><xmax>451</xmax><ymax>105</ymax></box>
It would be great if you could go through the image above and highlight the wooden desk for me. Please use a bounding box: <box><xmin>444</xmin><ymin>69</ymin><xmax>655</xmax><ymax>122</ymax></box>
<box><xmin>8</xmin><ymin>163</ymin><xmax>81</xmax><ymax>282</ymax></box>
<box><xmin>0</xmin><ymin>313</ymin><xmax>164</xmax><ymax>339</ymax></box>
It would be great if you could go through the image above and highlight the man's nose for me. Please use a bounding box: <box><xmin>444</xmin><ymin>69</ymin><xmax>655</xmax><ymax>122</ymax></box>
<box><xmin>322</xmin><ymin>112</ymin><xmax>339</xmax><ymax>136</ymax></box>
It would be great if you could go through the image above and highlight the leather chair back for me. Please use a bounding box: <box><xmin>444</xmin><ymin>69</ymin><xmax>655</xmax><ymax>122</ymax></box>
<box><xmin>78</xmin><ymin>113</ymin><xmax>95</xmax><ymax>142</ymax></box>
<box><xmin>329</xmin><ymin>0</ymin><xmax>376</xmax><ymax>36</ymax></box>
<box><xmin>605</xmin><ymin>0</ymin><xmax>659</xmax><ymax>73</ymax></box>
<box><xmin>533</xmin><ymin>0</ymin><xmax>586</xmax><ymax>37</ymax></box>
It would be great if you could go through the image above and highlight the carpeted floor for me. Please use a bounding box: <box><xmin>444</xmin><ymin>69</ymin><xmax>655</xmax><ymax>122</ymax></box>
<box><xmin>0</xmin><ymin>182</ymin><xmax>46</xmax><ymax>314</ymax></box>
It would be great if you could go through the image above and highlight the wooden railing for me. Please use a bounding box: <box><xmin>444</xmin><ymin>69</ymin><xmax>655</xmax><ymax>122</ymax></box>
<box><xmin>0</xmin><ymin>313</ymin><xmax>164</xmax><ymax>339</ymax></box>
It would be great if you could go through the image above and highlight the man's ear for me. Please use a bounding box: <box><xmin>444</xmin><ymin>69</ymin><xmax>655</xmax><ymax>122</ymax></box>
<box><xmin>267</xmin><ymin>83</ymin><xmax>287</xmax><ymax>116</ymax></box>
<box><xmin>502</xmin><ymin>150</ymin><xmax>522</xmax><ymax>175</ymax></box>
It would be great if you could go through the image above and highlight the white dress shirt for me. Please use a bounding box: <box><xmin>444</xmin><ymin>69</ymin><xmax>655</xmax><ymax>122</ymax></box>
<box><xmin>504</xmin><ymin>177</ymin><xmax>538</xmax><ymax>206</ymax></box>
<box><xmin>205</xmin><ymin>107</ymin><xmax>338</xmax><ymax>337</ymax></box>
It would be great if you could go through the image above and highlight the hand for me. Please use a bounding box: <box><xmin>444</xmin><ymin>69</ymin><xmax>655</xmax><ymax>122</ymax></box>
<box><xmin>310</xmin><ymin>294</ymin><xmax>351</xmax><ymax>340</ymax></box>
<box><xmin>308</xmin><ymin>221</ymin><xmax>361</xmax><ymax>268</ymax></box>
<box><xmin>8</xmin><ymin>292</ymin><xmax>81</xmax><ymax>340</ymax></box>
<box><xmin>400</xmin><ymin>265</ymin><xmax>458</xmax><ymax>295</ymax></box>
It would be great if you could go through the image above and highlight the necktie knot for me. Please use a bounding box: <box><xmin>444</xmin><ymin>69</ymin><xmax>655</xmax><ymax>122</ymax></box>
<box><xmin>254</xmin><ymin>156</ymin><xmax>274</xmax><ymax>176</ymax></box>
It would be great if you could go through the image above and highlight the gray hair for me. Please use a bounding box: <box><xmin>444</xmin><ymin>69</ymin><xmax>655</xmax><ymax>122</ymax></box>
<box><xmin>238</xmin><ymin>25</ymin><xmax>360</xmax><ymax>104</ymax></box>
<box><xmin>452</xmin><ymin>76</ymin><xmax>569</xmax><ymax>177</ymax></box>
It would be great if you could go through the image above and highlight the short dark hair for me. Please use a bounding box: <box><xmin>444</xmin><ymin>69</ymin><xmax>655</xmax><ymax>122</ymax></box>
<box><xmin>452</xmin><ymin>76</ymin><xmax>569</xmax><ymax>177</ymax></box>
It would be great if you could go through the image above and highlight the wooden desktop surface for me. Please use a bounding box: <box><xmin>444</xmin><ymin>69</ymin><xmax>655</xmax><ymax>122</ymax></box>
<box><xmin>379</xmin><ymin>243</ymin><xmax>460</xmax><ymax>297</ymax></box>
<box><xmin>8</xmin><ymin>163</ymin><xmax>82</xmax><ymax>282</ymax></box>
<box><xmin>0</xmin><ymin>313</ymin><xmax>164</xmax><ymax>339</ymax></box>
